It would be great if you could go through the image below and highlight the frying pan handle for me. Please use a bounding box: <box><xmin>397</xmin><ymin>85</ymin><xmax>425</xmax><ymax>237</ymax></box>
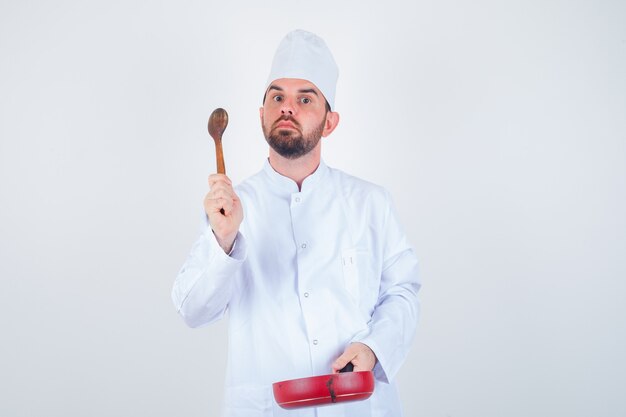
<box><xmin>339</xmin><ymin>362</ymin><xmax>354</xmax><ymax>373</ymax></box>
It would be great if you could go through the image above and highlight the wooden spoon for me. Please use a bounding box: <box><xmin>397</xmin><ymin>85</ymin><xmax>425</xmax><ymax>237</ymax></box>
<box><xmin>208</xmin><ymin>108</ymin><xmax>228</xmax><ymax>174</ymax></box>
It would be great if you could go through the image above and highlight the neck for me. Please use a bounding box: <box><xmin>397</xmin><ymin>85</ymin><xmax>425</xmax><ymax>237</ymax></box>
<box><xmin>268</xmin><ymin>144</ymin><xmax>321</xmax><ymax>190</ymax></box>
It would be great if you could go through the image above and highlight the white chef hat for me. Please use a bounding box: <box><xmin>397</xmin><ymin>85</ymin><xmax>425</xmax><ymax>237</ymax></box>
<box><xmin>266</xmin><ymin>29</ymin><xmax>339</xmax><ymax>109</ymax></box>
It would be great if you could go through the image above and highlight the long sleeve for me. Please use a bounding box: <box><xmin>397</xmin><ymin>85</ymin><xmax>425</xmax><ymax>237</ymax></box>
<box><xmin>171</xmin><ymin>227</ymin><xmax>247</xmax><ymax>328</ymax></box>
<box><xmin>353</xmin><ymin>192</ymin><xmax>421</xmax><ymax>383</ymax></box>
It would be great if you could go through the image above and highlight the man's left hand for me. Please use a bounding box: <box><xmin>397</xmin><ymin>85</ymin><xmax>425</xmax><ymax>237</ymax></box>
<box><xmin>331</xmin><ymin>342</ymin><xmax>377</xmax><ymax>373</ymax></box>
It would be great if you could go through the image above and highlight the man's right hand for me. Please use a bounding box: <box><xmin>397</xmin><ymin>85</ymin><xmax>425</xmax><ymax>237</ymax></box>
<box><xmin>204</xmin><ymin>174</ymin><xmax>244</xmax><ymax>254</ymax></box>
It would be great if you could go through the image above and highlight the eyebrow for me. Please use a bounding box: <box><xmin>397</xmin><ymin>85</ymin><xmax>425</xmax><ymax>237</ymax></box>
<box><xmin>268</xmin><ymin>85</ymin><xmax>283</xmax><ymax>92</ymax></box>
<box><xmin>297</xmin><ymin>88</ymin><xmax>318</xmax><ymax>96</ymax></box>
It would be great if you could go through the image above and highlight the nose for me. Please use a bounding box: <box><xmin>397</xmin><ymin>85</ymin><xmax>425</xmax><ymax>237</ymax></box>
<box><xmin>280</xmin><ymin>97</ymin><xmax>296</xmax><ymax>116</ymax></box>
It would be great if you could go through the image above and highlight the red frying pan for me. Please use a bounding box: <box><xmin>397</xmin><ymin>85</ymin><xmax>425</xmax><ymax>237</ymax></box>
<box><xmin>272</xmin><ymin>365</ymin><xmax>375</xmax><ymax>409</ymax></box>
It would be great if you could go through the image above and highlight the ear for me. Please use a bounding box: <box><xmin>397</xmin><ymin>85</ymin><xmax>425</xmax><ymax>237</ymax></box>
<box><xmin>322</xmin><ymin>111</ymin><xmax>340</xmax><ymax>137</ymax></box>
<box><xmin>259</xmin><ymin>106</ymin><xmax>264</xmax><ymax>124</ymax></box>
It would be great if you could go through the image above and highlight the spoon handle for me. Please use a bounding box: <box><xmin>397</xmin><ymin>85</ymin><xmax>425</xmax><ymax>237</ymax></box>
<box><xmin>215</xmin><ymin>138</ymin><xmax>226</xmax><ymax>174</ymax></box>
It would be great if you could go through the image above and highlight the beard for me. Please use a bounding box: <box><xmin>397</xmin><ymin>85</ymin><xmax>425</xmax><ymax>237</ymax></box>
<box><xmin>263</xmin><ymin>115</ymin><xmax>325</xmax><ymax>159</ymax></box>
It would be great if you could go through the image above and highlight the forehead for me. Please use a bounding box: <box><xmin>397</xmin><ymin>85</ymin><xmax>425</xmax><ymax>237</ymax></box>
<box><xmin>266</xmin><ymin>78</ymin><xmax>322</xmax><ymax>95</ymax></box>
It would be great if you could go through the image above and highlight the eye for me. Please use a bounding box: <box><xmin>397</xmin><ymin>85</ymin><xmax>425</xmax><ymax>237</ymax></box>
<box><xmin>272</xmin><ymin>95</ymin><xmax>283</xmax><ymax>102</ymax></box>
<box><xmin>300</xmin><ymin>97</ymin><xmax>311</xmax><ymax>104</ymax></box>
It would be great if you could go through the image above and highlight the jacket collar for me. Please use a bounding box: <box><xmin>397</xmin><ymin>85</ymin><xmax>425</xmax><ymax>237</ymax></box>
<box><xmin>262</xmin><ymin>158</ymin><xmax>328</xmax><ymax>195</ymax></box>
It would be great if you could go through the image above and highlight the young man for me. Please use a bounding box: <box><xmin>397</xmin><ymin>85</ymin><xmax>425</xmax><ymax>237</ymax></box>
<box><xmin>172</xmin><ymin>30</ymin><xmax>421</xmax><ymax>417</ymax></box>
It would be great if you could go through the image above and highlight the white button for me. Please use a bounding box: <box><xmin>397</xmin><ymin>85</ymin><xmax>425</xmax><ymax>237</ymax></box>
<box><xmin>295</xmin><ymin>197</ymin><xmax>301</xmax><ymax>203</ymax></box>
<box><xmin>313</xmin><ymin>339</ymin><xmax>318</xmax><ymax>345</ymax></box>
<box><xmin>301</xmin><ymin>243</ymin><xmax>307</xmax><ymax>249</ymax></box>
<box><xmin>304</xmin><ymin>292</ymin><xmax>309</xmax><ymax>298</ymax></box>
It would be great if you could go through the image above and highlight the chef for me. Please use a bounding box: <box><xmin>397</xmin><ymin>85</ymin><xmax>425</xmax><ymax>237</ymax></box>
<box><xmin>172</xmin><ymin>29</ymin><xmax>421</xmax><ymax>417</ymax></box>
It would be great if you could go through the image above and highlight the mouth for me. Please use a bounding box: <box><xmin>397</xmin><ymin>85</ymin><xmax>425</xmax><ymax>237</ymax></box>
<box><xmin>273</xmin><ymin>116</ymin><xmax>300</xmax><ymax>130</ymax></box>
<box><xmin>276</xmin><ymin>121</ymin><xmax>296</xmax><ymax>129</ymax></box>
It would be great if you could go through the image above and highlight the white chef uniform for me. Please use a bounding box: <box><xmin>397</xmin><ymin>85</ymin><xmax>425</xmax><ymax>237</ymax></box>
<box><xmin>172</xmin><ymin>159</ymin><xmax>421</xmax><ymax>417</ymax></box>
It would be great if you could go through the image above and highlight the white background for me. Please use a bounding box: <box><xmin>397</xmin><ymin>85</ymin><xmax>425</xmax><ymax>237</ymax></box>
<box><xmin>1</xmin><ymin>1</ymin><xmax>625</xmax><ymax>416</ymax></box>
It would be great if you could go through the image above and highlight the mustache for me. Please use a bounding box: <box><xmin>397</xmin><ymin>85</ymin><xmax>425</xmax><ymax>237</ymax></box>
<box><xmin>272</xmin><ymin>115</ymin><xmax>301</xmax><ymax>129</ymax></box>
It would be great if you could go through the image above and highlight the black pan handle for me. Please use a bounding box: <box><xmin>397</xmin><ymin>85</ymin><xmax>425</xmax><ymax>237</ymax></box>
<box><xmin>339</xmin><ymin>362</ymin><xmax>354</xmax><ymax>373</ymax></box>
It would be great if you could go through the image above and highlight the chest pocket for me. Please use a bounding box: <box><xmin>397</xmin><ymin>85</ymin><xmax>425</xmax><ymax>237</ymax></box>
<box><xmin>341</xmin><ymin>247</ymin><xmax>379</xmax><ymax>312</ymax></box>
<box><xmin>341</xmin><ymin>248</ymin><xmax>360</xmax><ymax>301</ymax></box>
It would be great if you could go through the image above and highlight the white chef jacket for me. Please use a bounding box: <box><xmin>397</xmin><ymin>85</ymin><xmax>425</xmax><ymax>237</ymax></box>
<box><xmin>172</xmin><ymin>159</ymin><xmax>420</xmax><ymax>417</ymax></box>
